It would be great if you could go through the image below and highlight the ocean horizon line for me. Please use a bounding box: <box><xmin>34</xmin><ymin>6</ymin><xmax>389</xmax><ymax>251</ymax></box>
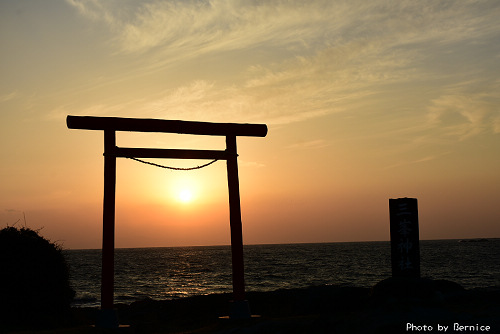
<box><xmin>65</xmin><ymin>237</ymin><xmax>499</xmax><ymax>251</ymax></box>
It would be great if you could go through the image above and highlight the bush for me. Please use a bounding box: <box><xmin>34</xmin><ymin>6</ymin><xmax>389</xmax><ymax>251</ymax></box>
<box><xmin>0</xmin><ymin>226</ymin><xmax>75</xmax><ymax>327</ymax></box>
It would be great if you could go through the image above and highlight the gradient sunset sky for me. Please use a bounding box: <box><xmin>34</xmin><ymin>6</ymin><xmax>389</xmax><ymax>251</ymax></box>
<box><xmin>1</xmin><ymin>0</ymin><xmax>499</xmax><ymax>249</ymax></box>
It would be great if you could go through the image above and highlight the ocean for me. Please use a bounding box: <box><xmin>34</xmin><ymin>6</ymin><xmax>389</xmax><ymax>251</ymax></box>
<box><xmin>65</xmin><ymin>239</ymin><xmax>500</xmax><ymax>308</ymax></box>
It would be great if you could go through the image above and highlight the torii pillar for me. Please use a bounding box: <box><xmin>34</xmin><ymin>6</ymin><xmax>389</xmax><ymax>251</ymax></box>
<box><xmin>67</xmin><ymin>115</ymin><xmax>267</xmax><ymax>327</ymax></box>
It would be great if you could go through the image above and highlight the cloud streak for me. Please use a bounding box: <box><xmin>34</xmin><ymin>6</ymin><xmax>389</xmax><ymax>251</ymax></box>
<box><xmin>382</xmin><ymin>151</ymin><xmax>452</xmax><ymax>170</ymax></box>
<box><xmin>62</xmin><ymin>0</ymin><xmax>500</xmax><ymax>146</ymax></box>
<box><xmin>426</xmin><ymin>79</ymin><xmax>500</xmax><ymax>140</ymax></box>
<box><xmin>0</xmin><ymin>91</ymin><xmax>19</xmax><ymax>103</ymax></box>
<box><xmin>66</xmin><ymin>0</ymin><xmax>500</xmax><ymax>57</ymax></box>
<box><xmin>67</xmin><ymin>0</ymin><xmax>336</xmax><ymax>55</ymax></box>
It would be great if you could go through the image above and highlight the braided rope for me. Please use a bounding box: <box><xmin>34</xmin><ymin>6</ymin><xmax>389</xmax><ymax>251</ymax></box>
<box><xmin>127</xmin><ymin>157</ymin><xmax>219</xmax><ymax>171</ymax></box>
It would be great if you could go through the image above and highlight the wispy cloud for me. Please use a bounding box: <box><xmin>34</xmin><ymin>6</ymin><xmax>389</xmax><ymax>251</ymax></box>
<box><xmin>65</xmin><ymin>0</ymin><xmax>120</xmax><ymax>26</ymax></box>
<box><xmin>286</xmin><ymin>139</ymin><xmax>330</xmax><ymax>150</ymax></box>
<box><xmin>494</xmin><ymin>116</ymin><xmax>500</xmax><ymax>134</ymax></box>
<box><xmin>60</xmin><ymin>39</ymin><xmax>413</xmax><ymax>124</ymax></box>
<box><xmin>426</xmin><ymin>80</ymin><xmax>500</xmax><ymax>140</ymax></box>
<box><xmin>0</xmin><ymin>91</ymin><xmax>18</xmax><ymax>103</ymax></box>
<box><xmin>66</xmin><ymin>0</ymin><xmax>500</xmax><ymax>57</ymax></box>
<box><xmin>383</xmin><ymin>151</ymin><xmax>452</xmax><ymax>170</ymax></box>
<box><xmin>67</xmin><ymin>0</ymin><xmax>338</xmax><ymax>55</ymax></box>
<box><xmin>62</xmin><ymin>0</ymin><xmax>500</xmax><ymax>142</ymax></box>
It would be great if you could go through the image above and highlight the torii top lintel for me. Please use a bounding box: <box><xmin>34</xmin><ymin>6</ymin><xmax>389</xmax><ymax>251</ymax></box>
<box><xmin>67</xmin><ymin>115</ymin><xmax>268</xmax><ymax>137</ymax></box>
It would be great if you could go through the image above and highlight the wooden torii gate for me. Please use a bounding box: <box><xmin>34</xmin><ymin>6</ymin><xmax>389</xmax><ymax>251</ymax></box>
<box><xmin>67</xmin><ymin>115</ymin><xmax>267</xmax><ymax>327</ymax></box>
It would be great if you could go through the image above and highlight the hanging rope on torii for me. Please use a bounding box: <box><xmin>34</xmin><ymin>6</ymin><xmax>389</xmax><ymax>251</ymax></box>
<box><xmin>67</xmin><ymin>115</ymin><xmax>267</xmax><ymax>328</ymax></box>
<box><xmin>127</xmin><ymin>156</ymin><xmax>219</xmax><ymax>171</ymax></box>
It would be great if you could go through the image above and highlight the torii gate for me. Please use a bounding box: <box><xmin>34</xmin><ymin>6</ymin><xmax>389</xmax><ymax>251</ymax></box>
<box><xmin>67</xmin><ymin>115</ymin><xmax>267</xmax><ymax>327</ymax></box>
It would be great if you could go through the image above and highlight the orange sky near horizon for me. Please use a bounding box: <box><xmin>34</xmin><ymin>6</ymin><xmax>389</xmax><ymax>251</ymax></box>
<box><xmin>1</xmin><ymin>0</ymin><xmax>499</xmax><ymax>249</ymax></box>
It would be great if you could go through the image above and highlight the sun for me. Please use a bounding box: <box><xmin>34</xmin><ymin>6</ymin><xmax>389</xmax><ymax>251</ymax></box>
<box><xmin>165</xmin><ymin>175</ymin><xmax>200</xmax><ymax>204</ymax></box>
<box><xmin>178</xmin><ymin>189</ymin><xmax>193</xmax><ymax>203</ymax></box>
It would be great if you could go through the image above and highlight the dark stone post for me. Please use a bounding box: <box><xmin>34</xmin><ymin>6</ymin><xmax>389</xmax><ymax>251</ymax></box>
<box><xmin>389</xmin><ymin>198</ymin><xmax>420</xmax><ymax>278</ymax></box>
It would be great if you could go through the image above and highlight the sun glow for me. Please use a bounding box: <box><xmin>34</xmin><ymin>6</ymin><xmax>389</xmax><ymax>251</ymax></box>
<box><xmin>158</xmin><ymin>169</ymin><xmax>224</xmax><ymax>206</ymax></box>
<box><xmin>178</xmin><ymin>189</ymin><xmax>193</xmax><ymax>203</ymax></box>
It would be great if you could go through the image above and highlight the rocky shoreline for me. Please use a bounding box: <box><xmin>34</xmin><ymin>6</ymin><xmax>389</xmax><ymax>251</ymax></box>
<box><xmin>4</xmin><ymin>279</ymin><xmax>499</xmax><ymax>334</ymax></box>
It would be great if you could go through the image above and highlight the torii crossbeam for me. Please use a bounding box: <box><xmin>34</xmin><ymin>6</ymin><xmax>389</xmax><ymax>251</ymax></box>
<box><xmin>67</xmin><ymin>115</ymin><xmax>267</xmax><ymax>327</ymax></box>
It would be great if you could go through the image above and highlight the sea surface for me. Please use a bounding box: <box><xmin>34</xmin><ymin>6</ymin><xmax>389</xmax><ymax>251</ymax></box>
<box><xmin>65</xmin><ymin>239</ymin><xmax>500</xmax><ymax>308</ymax></box>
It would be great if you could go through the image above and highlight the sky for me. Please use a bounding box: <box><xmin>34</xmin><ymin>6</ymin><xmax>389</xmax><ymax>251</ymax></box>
<box><xmin>1</xmin><ymin>0</ymin><xmax>499</xmax><ymax>249</ymax></box>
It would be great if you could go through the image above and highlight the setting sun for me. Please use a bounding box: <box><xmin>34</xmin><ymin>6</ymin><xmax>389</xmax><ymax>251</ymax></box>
<box><xmin>165</xmin><ymin>175</ymin><xmax>200</xmax><ymax>204</ymax></box>
<box><xmin>178</xmin><ymin>189</ymin><xmax>193</xmax><ymax>203</ymax></box>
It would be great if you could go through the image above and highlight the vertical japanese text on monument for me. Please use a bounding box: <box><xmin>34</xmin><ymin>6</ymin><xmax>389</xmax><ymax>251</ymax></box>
<box><xmin>389</xmin><ymin>197</ymin><xmax>420</xmax><ymax>278</ymax></box>
<box><xmin>397</xmin><ymin>203</ymin><xmax>414</xmax><ymax>271</ymax></box>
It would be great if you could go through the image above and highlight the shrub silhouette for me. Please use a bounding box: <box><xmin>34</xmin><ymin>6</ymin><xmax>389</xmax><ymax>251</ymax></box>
<box><xmin>0</xmin><ymin>226</ymin><xmax>75</xmax><ymax>327</ymax></box>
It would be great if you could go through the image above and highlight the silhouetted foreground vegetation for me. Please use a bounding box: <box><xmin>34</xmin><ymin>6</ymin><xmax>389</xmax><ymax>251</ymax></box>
<box><xmin>0</xmin><ymin>226</ymin><xmax>75</xmax><ymax>331</ymax></box>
